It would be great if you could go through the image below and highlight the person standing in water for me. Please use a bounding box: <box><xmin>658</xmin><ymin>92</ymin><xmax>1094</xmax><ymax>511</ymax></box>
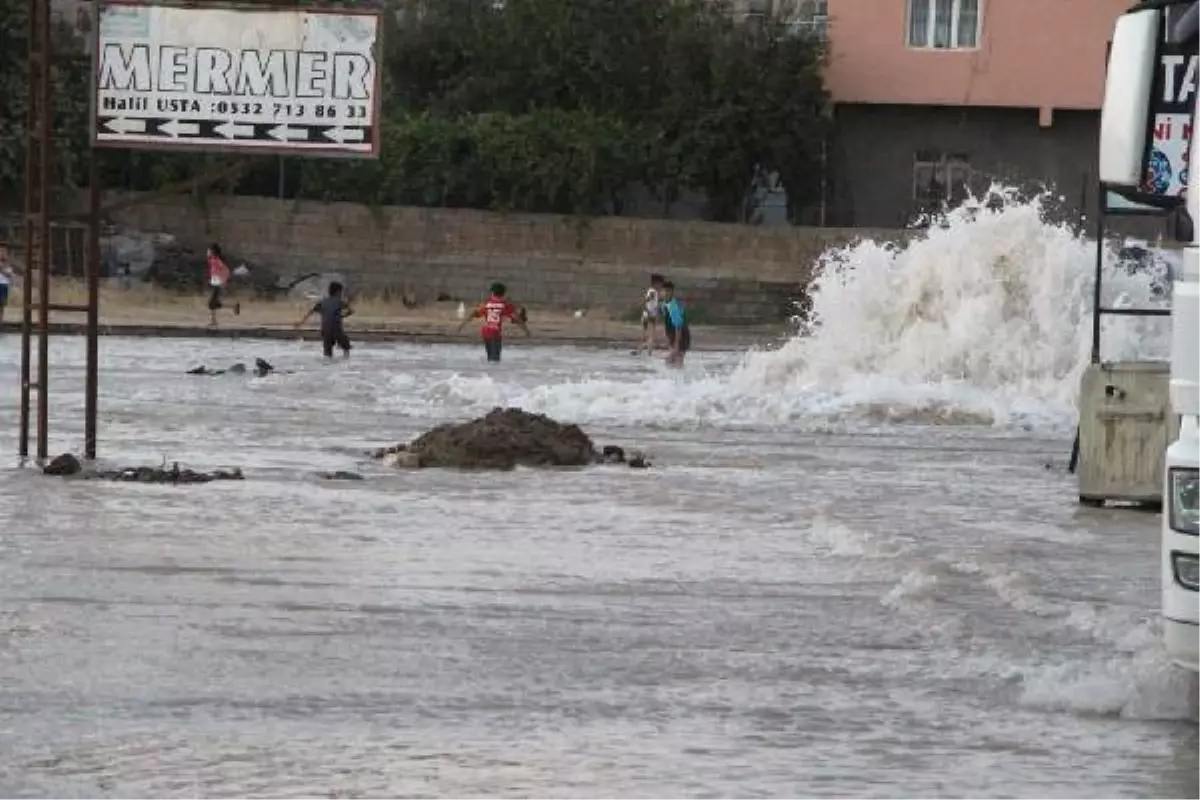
<box><xmin>661</xmin><ymin>280</ymin><xmax>690</xmax><ymax>367</ymax></box>
<box><xmin>0</xmin><ymin>241</ymin><xmax>16</xmax><ymax>325</ymax></box>
<box><xmin>206</xmin><ymin>243</ymin><xmax>240</xmax><ymax>327</ymax></box>
<box><xmin>456</xmin><ymin>282</ymin><xmax>530</xmax><ymax>362</ymax></box>
<box><xmin>638</xmin><ymin>273</ymin><xmax>666</xmax><ymax>353</ymax></box>
<box><xmin>295</xmin><ymin>281</ymin><xmax>354</xmax><ymax>359</ymax></box>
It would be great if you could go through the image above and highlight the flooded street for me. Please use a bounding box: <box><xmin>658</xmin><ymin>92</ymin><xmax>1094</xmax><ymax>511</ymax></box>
<box><xmin>0</xmin><ymin>335</ymin><xmax>1195</xmax><ymax>798</ymax></box>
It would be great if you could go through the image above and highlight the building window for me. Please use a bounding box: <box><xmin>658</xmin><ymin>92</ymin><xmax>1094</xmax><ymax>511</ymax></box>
<box><xmin>745</xmin><ymin>0</ymin><xmax>828</xmax><ymax>41</ymax></box>
<box><xmin>907</xmin><ymin>0</ymin><xmax>980</xmax><ymax>49</ymax></box>
<box><xmin>913</xmin><ymin>150</ymin><xmax>971</xmax><ymax>207</ymax></box>
<box><xmin>786</xmin><ymin>0</ymin><xmax>828</xmax><ymax>41</ymax></box>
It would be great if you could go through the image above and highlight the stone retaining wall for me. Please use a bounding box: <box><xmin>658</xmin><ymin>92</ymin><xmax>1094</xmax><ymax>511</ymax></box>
<box><xmin>106</xmin><ymin>192</ymin><xmax>910</xmax><ymax>323</ymax></box>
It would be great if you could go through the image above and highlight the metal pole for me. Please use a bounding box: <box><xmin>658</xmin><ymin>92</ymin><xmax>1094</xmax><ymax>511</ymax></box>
<box><xmin>84</xmin><ymin>154</ymin><xmax>100</xmax><ymax>460</ymax></box>
<box><xmin>36</xmin><ymin>0</ymin><xmax>52</xmax><ymax>462</ymax></box>
<box><xmin>19</xmin><ymin>217</ymin><xmax>32</xmax><ymax>459</ymax></box>
<box><xmin>1091</xmin><ymin>184</ymin><xmax>1105</xmax><ymax>364</ymax></box>
<box><xmin>1078</xmin><ymin>172</ymin><xmax>1088</xmax><ymax>235</ymax></box>
<box><xmin>19</xmin><ymin>0</ymin><xmax>40</xmax><ymax>460</ymax></box>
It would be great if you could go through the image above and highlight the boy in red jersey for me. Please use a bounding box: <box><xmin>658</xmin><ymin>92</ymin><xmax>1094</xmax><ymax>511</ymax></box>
<box><xmin>456</xmin><ymin>282</ymin><xmax>530</xmax><ymax>362</ymax></box>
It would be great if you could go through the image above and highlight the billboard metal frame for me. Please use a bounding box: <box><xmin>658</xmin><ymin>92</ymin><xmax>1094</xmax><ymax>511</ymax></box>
<box><xmin>89</xmin><ymin>0</ymin><xmax>385</xmax><ymax>159</ymax></box>
<box><xmin>18</xmin><ymin>0</ymin><xmax>385</xmax><ymax>463</ymax></box>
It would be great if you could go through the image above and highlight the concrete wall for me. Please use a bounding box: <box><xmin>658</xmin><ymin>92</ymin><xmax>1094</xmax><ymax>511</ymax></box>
<box><xmin>827</xmin><ymin>104</ymin><xmax>1170</xmax><ymax>240</ymax></box>
<box><xmin>105</xmin><ymin>192</ymin><xmax>908</xmax><ymax>324</ymax></box>
<box><xmin>828</xmin><ymin>104</ymin><xmax>1102</xmax><ymax>228</ymax></box>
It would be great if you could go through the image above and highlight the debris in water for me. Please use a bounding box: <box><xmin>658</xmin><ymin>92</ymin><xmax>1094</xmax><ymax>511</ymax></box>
<box><xmin>601</xmin><ymin>445</ymin><xmax>626</xmax><ymax>463</ymax></box>
<box><xmin>318</xmin><ymin>470</ymin><xmax>364</xmax><ymax>481</ymax></box>
<box><xmin>43</xmin><ymin>453</ymin><xmax>83</xmax><ymax>476</ymax></box>
<box><xmin>188</xmin><ymin>358</ymin><xmax>282</xmax><ymax>377</ymax></box>
<box><xmin>383</xmin><ymin>451</ymin><xmax>422</xmax><ymax>469</ymax></box>
<box><xmin>41</xmin><ymin>454</ymin><xmax>244</xmax><ymax>484</ymax></box>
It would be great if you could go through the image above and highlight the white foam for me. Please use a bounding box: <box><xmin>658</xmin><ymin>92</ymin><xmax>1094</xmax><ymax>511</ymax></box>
<box><xmin>1063</xmin><ymin>603</ymin><xmax>1159</xmax><ymax>651</ymax></box>
<box><xmin>805</xmin><ymin>516</ymin><xmax>900</xmax><ymax>559</ymax></box>
<box><xmin>389</xmin><ymin>187</ymin><xmax>1168</xmax><ymax>432</ymax></box>
<box><xmin>881</xmin><ymin>567</ymin><xmax>940</xmax><ymax>609</ymax></box>
<box><xmin>731</xmin><ymin>188</ymin><xmax>1169</xmax><ymax>429</ymax></box>
<box><xmin>1017</xmin><ymin>648</ymin><xmax>1199</xmax><ymax>721</ymax></box>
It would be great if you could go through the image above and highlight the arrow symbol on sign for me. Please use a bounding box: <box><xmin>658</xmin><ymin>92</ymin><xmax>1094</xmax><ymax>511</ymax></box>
<box><xmin>158</xmin><ymin>119</ymin><xmax>200</xmax><ymax>138</ymax></box>
<box><xmin>322</xmin><ymin>127</ymin><xmax>366</xmax><ymax>144</ymax></box>
<box><xmin>214</xmin><ymin>121</ymin><xmax>254</xmax><ymax>139</ymax></box>
<box><xmin>268</xmin><ymin>125</ymin><xmax>309</xmax><ymax>142</ymax></box>
<box><xmin>103</xmin><ymin>117</ymin><xmax>146</xmax><ymax>134</ymax></box>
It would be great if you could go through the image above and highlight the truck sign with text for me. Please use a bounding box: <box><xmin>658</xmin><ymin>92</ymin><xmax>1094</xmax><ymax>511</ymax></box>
<box><xmin>1142</xmin><ymin>43</ymin><xmax>1196</xmax><ymax>197</ymax></box>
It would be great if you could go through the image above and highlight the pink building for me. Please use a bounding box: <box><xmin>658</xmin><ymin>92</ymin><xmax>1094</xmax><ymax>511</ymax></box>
<box><xmin>821</xmin><ymin>0</ymin><xmax>1132</xmax><ymax>226</ymax></box>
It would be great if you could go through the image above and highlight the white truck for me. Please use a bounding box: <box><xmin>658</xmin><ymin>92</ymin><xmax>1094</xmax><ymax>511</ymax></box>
<box><xmin>1104</xmin><ymin>0</ymin><xmax>1200</xmax><ymax>671</ymax></box>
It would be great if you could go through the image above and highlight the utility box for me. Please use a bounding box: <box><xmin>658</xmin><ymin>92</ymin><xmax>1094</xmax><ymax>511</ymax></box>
<box><xmin>1078</xmin><ymin>360</ymin><xmax>1180</xmax><ymax>505</ymax></box>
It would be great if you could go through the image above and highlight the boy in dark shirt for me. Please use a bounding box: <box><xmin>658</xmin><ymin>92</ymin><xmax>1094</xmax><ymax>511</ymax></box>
<box><xmin>295</xmin><ymin>281</ymin><xmax>354</xmax><ymax>358</ymax></box>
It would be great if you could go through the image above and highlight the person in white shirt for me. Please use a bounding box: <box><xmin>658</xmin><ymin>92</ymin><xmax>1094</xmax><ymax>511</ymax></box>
<box><xmin>638</xmin><ymin>273</ymin><xmax>665</xmax><ymax>353</ymax></box>
<box><xmin>0</xmin><ymin>241</ymin><xmax>15</xmax><ymax>325</ymax></box>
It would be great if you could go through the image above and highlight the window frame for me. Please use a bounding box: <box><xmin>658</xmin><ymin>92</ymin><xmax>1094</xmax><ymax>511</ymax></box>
<box><xmin>912</xmin><ymin>151</ymin><xmax>972</xmax><ymax>206</ymax></box>
<box><xmin>779</xmin><ymin>0</ymin><xmax>829</xmax><ymax>41</ymax></box>
<box><xmin>905</xmin><ymin>0</ymin><xmax>983</xmax><ymax>51</ymax></box>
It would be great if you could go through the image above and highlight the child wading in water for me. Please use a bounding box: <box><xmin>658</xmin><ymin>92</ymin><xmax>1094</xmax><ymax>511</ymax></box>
<box><xmin>638</xmin><ymin>273</ymin><xmax>666</xmax><ymax>353</ymax></box>
<box><xmin>295</xmin><ymin>281</ymin><xmax>354</xmax><ymax>359</ymax></box>
<box><xmin>0</xmin><ymin>241</ymin><xmax>16</xmax><ymax>325</ymax></box>
<box><xmin>456</xmin><ymin>282</ymin><xmax>530</xmax><ymax>362</ymax></box>
<box><xmin>662</xmin><ymin>280</ymin><xmax>690</xmax><ymax>367</ymax></box>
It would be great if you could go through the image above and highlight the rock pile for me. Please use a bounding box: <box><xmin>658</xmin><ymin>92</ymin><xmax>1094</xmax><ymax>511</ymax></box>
<box><xmin>42</xmin><ymin>454</ymin><xmax>244</xmax><ymax>484</ymax></box>
<box><xmin>371</xmin><ymin>407</ymin><xmax>651</xmax><ymax>470</ymax></box>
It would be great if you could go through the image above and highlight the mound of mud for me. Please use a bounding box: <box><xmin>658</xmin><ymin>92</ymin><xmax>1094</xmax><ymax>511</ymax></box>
<box><xmin>373</xmin><ymin>407</ymin><xmax>650</xmax><ymax>470</ymax></box>
<box><xmin>406</xmin><ymin>407</ymin><xmax>595</xmax><ymax>469</ymax></box>
<box><xmin>42</xmin><ymin>454</ymin><xmax>244</xmax><ymax>484</ymax></box>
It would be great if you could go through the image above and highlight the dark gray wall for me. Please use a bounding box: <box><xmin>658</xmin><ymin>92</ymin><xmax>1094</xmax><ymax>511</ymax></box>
<box><xmin>827</xmin><ymin>104</ymin><xmax>1109</xmax><ymax>231</ymax></box>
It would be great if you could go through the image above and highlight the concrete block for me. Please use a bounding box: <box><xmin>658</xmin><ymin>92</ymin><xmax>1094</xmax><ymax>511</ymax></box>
<box><xmin>1078</xmin><ymin>360</ymin><xmax>1180</xmax><ymax>504</ymax></box>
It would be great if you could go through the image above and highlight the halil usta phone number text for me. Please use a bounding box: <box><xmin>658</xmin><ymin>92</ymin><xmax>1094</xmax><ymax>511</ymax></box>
<box><xmin>209</xmin><ymin>100</ymin><xmax>370</xmax><ymax>118</ymax></box>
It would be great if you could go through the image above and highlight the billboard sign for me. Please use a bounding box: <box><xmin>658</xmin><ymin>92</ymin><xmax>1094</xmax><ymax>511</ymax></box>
<box><xmin>92</xmin><ymin>2</ymin><xmax>382</xmax><ymax>157</ymax></box>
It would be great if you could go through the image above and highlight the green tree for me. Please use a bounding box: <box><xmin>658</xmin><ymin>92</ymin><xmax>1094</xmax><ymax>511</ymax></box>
<box><xmin>0</xmin><ymin>0</ymin><xmax>829</xmax><ymax>223</ymax></box>
<box><xmin>664</xmin><ymin>16</ymin><xmax>829</xmax><ymax>221</ymax></box>
<box><xmin>297</xmin><ymin>108</ymin><xmax>646</xmax><ymax>215</ymax></box>
<box><xmin>382</xmin><ymin>0</ymin><xmax>829</xmax><ymax>221</ymax></box>
<box><xmin>0</xmin><ymin>0</ymin><xmax>93</xmax><ymax>211</ymax></box>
